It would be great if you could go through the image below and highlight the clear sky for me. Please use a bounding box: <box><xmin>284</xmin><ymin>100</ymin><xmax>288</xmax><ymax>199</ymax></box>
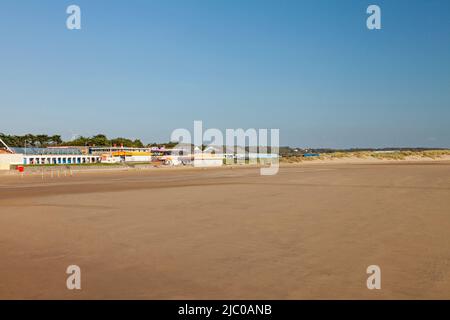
<box><xmin>0</xmin><ymin>0</ymin><xmax>449</xmax><ymax>148</ymax></box>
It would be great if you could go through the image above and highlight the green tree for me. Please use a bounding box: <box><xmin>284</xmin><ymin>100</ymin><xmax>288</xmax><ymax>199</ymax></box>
<box><xmin>36</xmin><ymin>134</ymin><xmax>50</xmax><ymax>147</ymax></box>
<box><xmin>89</xmin><ymin>134</ymin><xmax>109</xmax><ymax>147</ymax></box>
<box><xmin>51</xmin><ymin>135</ymin><xmax>62</xmax><ymax>145</ymax></box>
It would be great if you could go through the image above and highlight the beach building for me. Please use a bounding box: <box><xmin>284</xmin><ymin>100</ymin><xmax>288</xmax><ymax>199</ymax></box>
<box><xmin>192</xmin><ymin>146</ymin><xmax>224</xmax><ymax>167</ymax></box>
<box><xmin>93</xmin><ymin>146</ymin><xmax>193</xmax><ymax>164</ymax></box>
<box><xmin>0</xmin><ymin>144</ymin><xmax>100</xmax><ymax>168</ymax></box>
<box><xmin>91</xmin><ymin>146</ymin><xmax>154</xmax><ymax>163</ymax></box>
<box><xmin>89</xmin><ymin>146</ymin><xmax>152</xmax><ymax>155</ymax></box>
<box><xmin>11</xmin><ymin>147</ymin><xmax>101</xmax><ymax>165</ymax></box>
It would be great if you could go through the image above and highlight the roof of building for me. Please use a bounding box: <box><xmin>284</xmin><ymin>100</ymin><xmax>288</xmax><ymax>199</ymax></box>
<box><xmin>11</xmin><ymin>147</ymin><xmax>82</xmax><ymax>155</ymax></box>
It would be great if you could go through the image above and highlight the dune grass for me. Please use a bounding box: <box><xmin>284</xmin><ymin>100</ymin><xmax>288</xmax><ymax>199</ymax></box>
<box><xmin>281</xmin><ymin>150</ymin><xmax>450</xmax><ymax>163</ymax></box>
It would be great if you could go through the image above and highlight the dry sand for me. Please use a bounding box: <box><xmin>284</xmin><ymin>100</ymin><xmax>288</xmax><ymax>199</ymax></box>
<box><xmin>1</xmin><ymin>162</ymin><xmax>450</xmax><ymax>299</ymax></box>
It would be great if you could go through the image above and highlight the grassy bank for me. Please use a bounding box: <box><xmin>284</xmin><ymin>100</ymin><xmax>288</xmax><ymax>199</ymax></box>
<box><xmin>281</xmin><ymin>150</ymin><xmax>450</xmax><ymax>163</ymax></box>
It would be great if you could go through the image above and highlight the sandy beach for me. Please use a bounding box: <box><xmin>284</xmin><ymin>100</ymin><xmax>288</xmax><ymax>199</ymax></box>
<box><xmin>1</xmin><ymin>161</ymin><xmax>450</xmax><ymax>299</ymax></box>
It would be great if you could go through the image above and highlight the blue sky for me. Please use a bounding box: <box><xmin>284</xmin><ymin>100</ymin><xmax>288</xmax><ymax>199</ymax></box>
<box><xmin>0</xmin><ymin>0</ymin><xmax>449</xmax><ymax>148</ymax></box>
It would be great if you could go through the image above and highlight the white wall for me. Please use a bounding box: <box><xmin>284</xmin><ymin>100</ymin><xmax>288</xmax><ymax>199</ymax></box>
<box><xmin>0</xmin><ymin>163</ymin><xmax>10</xmax><ymax>170</ymax></box>
<box><xmin>125</xmin><ymin>156</ymin><xmax>152</xmax><ymax>162</ymax></box>
<box><xmin>0</xmin><ymin>154</ymin><xmax>24</xmax><ymax>167</ymax></box>
<box><xmin>193</xmin><ymin>159</ymin><xmax>223</xmax><ymax>167</ymax></box>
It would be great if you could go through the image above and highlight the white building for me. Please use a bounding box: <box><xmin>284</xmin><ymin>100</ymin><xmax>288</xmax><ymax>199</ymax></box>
<box><xmin>22</xmin><ymin>154</ymin><xmax>100</xmax><ymax>165</ymax></box>
<box><xmin>0</xmin><ymin>146</ymin><xmax>100</xmax><ymax>168</ymax></box>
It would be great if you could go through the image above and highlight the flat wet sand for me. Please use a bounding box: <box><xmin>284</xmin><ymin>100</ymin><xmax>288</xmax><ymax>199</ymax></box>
<box><xmin>1</xmin><ymin>162</ymin><xmax>450</xmax><ymax>299</ymax></box>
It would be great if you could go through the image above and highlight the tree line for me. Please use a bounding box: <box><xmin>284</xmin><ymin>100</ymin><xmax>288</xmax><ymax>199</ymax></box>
<box><xmin>0</xmin><ymin>133</ymin><xmax>147</xmax><ymax>148</ymax></box>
